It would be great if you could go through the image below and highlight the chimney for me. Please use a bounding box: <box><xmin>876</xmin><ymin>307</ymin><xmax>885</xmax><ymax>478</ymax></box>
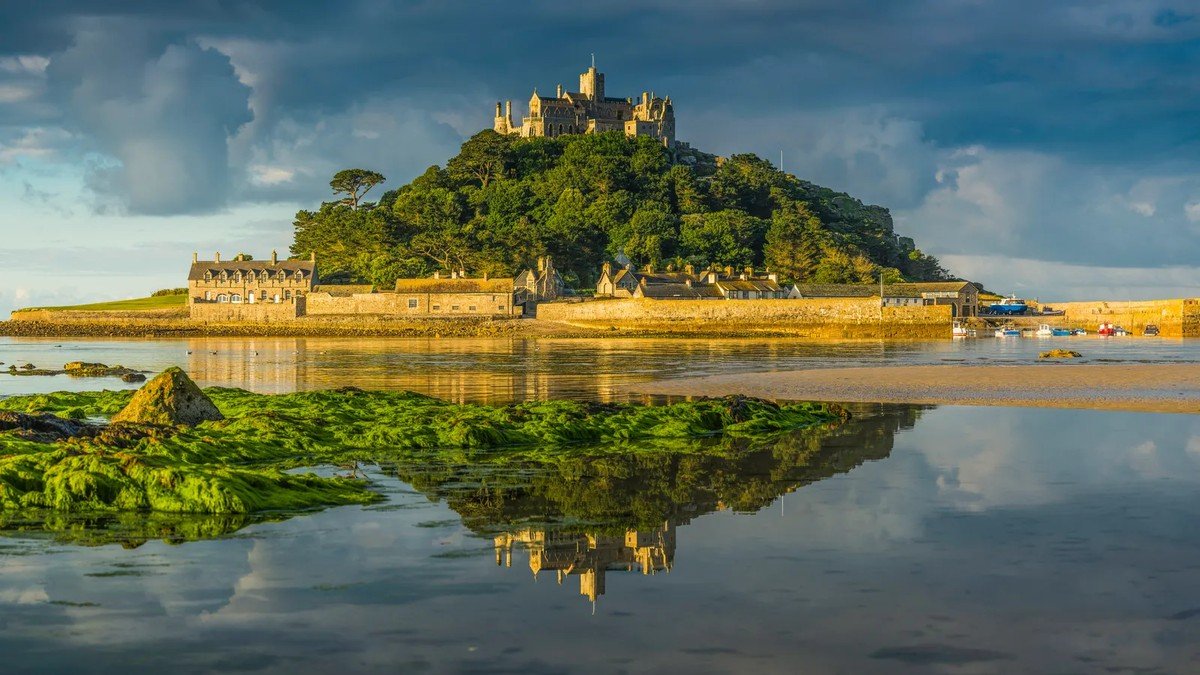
<box><xmin>602</xmin><ymin>261</ymin><xmax>612</xmax><ymax>276</ymax></box>
<box><xmin>685</xmin><ymin>278</ymin><xmax>693</xmax><ymax>287</ymax></box>
<box><xmin>645</xmin><ymin>263</ymin><xmax>655</xmax><ymax>274</ymax></box>
<box><xmin>310</xmin><ymin>251</ymin><xmax>316</xmax><ymax>262</ymax></box>
<box><xmin>768</xmin><ymin>272</ymin><xmax>778</xmax><ymax>282</ymax></box>
<box><xmin>495</xmin><ymin>101</ymin><xmax>502</xmax><ymax>117</ymax></box>
<box><xmin>745</xmin><ymin>265</ymin><xmax>754</xmax><ymax>277</ymax></box>
<box><xmin>271</xmin><ymin>249</ymin><xmax>278</xmax><ymax>265</ymax></box>
<box><xmin>451</xmin><ymin>270</ymin><xmax>457</xmax><ymax>279</ymax></box>
<box><xmin>724</xmin><ymin>265</ymin><xmax>733</xmax><ymax>278</ymax></box>
<box><xmin>434</xmin><ymin>270</ymin><xmax>441</xmax><ymax>279</ymax></box>
<box><xmin>505</xmin><ymin>100</ymin><xmax>512</xmax><ymax>118</ymax></box>
<box><xmin>483</xmin><ymin>271</ymin><xmax>489</xmax><ymax>281</ymax></box>
<box><xmin>192</xmin><ymin>252</ymin><xmax>198</xmax><ymax>263</ymax></box>
<box><xmin>215</xmin><ymin>251</ymin><xmax>221</xmax><ymax>263</ymax></box>
<box><xmin>684</xmin><ymin>263</ymin><xmax>694</xmax><ymax>276</ymax></box>
<box><xmin>556</xmin><ymin>83</ymin><xmax>563</xmax><ymax>98</ymax></box>
<box><xmin>537</xmin><ymin>256</ymin><xmax>545</xmax><ymax>273</ymax></box>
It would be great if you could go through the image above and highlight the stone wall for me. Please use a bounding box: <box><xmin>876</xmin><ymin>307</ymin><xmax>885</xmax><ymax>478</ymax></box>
<box><xmin>10</xmin><ymin>308</ymin><xmax>187</xmax><ymax>324</ymax></box>
<box><xmin>1053</xmin><ymin>298</ymin><xmax>1200</xmax><ymax>337</ymax></box>
<box><xmin>535</xmin><ymin>297</ymin><xmax>951</xmax><ymax>337</ymax></box>
<box><xmin>305</xmin><ymin>291</ymin><xmax>519</xmax><ymax>316</ymax></box>
<box><xmin>189</xmin><ymin>300</ymin><xmax>301</xmax><ymax>324</ymax></box>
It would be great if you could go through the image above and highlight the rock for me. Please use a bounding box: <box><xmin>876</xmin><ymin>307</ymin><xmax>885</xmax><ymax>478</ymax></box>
<box><xmin>19</xmin><ymin>363</ymin><xmax>35</xmax><ymax>370</ymax></box>
<box><xmin>1040</xmin><ymin>349</ymin><xmax>1082</xmax><ymax>359</ymax></box>
<box><xmin>110</xmin><ymin>367</ymin><xmax>223</xmax><ymax>426</ymax></box>
<box><xmin>0</xmin><ymin>411</ymin><xmax>91</xmax><ymax>443</ymax></box>
<box><xmin>121</xmin><ymin>373</ymin><xmax>147</xmax><ymax>383</ymax></box>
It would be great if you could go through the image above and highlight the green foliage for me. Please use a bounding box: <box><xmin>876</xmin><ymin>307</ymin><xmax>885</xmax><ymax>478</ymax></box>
<box><xmin>0</xmin><ymin>389</ymin><xmax>840</xmax><ymax>518</ymax></box>
<box><xmin>330</xmin><ymin>168</ymin><xmax>386</xmax><ymax>209</ymax></box>
<box><xmin>291</xmin><ymin>132</ymin><xmax>951</xmax><ymax>287</ymax></box>
<box><xmin>150</xmin><ymin>288</ymin><xmax>187</xmax><ymax>297</ymax></box>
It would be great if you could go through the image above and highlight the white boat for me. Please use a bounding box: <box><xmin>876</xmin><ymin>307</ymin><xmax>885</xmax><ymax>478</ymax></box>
<box><xmin>1035</xmin><ymin>324</ymin><xmax>1054</xmax><ymax>337</ymax></box>
<box><xmin>995</xmin><ymin>327</ymin><xmax>1021</xmax><ymax>338</ymax></box>
<box><xmin>952</xmin><ymin>321</ymin><xmax>971</xmax><ymax>338</ymax></box>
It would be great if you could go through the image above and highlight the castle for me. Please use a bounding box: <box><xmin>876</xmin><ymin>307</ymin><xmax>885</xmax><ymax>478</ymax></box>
<box><xmin>493</xmin><ymin>64</ymin><xmax>675</xmax><ymax>147</ymax></box>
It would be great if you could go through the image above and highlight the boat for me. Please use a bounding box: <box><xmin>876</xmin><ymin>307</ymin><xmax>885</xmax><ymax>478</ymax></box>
<box><xmin>995</xmin><ymin>327</ymin><xmax>1021</xmax><ymax>337</ymax></box>
<box><xmin>1114</xmin><ymin>326</ymin><xmax>1129</xmax><ymax>337</ymax></box>
<box><xmin>1144</xmin><ymin>324</ymin><xmax>1160</xmax><ymax>336</ymax></box>
<box><xmin>1098</xmin><ymin>323</ymin><xmax>1117</xmax><ymax>336</ymax></box>
<box><xmin>1035</xmin><ymin>324</ymin><xmax>1054</xmax><ymax>337</ymax></box>
<box><xmin>1072</xmin><ymin>328</ymin><xmax>1087</xmax><ymax>336</ymax></box>
<box><xmin>1051</xmin><ymin>328</ymin><xmax>1074</xmax><ymax>337</ymax></box>
<box><xmin>988</xmin><ymin>295</ymin><xmax>1028</xmax><ymax>315</ymax></box>
<box><xmin>952</xmin><ymin>321</ymin><xmax>974</xmax><ymax>338</ymax></box>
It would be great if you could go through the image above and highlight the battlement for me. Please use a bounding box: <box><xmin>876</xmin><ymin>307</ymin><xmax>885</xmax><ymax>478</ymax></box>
<box><xmin>493</xmin><ymin>64</ymin><xmax>675</xmax><ymax>147</ymax></box>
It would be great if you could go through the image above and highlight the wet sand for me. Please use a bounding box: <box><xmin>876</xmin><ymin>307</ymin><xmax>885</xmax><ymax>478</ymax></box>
<box><xmin>636</xmin><ymin>364</ymin><xmax>1200</xmax><ymax>414</ymax></box>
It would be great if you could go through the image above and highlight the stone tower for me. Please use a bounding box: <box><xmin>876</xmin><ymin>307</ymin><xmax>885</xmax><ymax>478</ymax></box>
<box><xmin>579</xmin><ymin>66</ymin><xmax>604</xmax><ymax>100</ymax></box>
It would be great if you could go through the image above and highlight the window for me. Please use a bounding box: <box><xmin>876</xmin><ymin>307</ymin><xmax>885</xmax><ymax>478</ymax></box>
<box><xmin>217</xmin><ymin>294</ymin><xmax>228</xmax><ymax>303</ymax></box>
<box><xmin>204</xmin><ymin>291</ymin><xmax>213</xmax><ymax>301</ymax></box>
<box><xmin>498</xmin><ymin>305</ymin><xmax>506</xmax><ymax>311</ymax></box>
<box><xmin>468</xmin><ymin>306</ymin><xmax>476</xmax><ymax>312</ymax></box>
<box><xmin>407</xmin><ymin>299</ymin><xmax>418</xmax><ymax>309</ymax></box>
<box><xmin>451</xmin><ymin>305</ymin><xmax>460</xmax><ymax>311</ymax></box>
<box><xmin>432</xmin><ymin>305</ymin><xmax>440</xmax><ymax>311</ymax></box>
<box><xmin>231</xmin><ymin>294</ymin><xmax>243</xmax><ymax>303</ymax></box>
<box><xmin>284</xmin><ymin>290</ymin><xmax>291</xmax><ymax>300</ymax></box>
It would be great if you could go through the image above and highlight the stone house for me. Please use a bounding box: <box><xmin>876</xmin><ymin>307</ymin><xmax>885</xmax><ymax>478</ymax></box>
<box><xmin>597</xmin><ymin>262</ymin><xmax>785</xmax><ymax>300</ymax></box>
<box><xmin>789</xmin><ymin>281</ymin><xmax>979</xmax><ymax>317</ymax></box>
<box><xmin>392</xmin><ymin>271</ymin><xmax>521</xmax><ymax>316</ymax></box>
<box><xmin>515</xmin><ymin>256</ymin><xmax>566</xmax><ymax>302</ymax></box>
<box><xmin>188</xmin><ymin>251</ymin><xmax>315</xmax><ymax>306</ymax></box>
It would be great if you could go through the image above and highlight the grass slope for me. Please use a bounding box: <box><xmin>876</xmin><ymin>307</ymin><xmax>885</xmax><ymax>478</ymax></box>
<box><xmin>17</xmin><ymin>295</ymin><xmax>186</xmax><ymax>312</ymax></box>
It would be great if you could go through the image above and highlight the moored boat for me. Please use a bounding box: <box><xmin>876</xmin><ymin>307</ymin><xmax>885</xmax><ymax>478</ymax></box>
<box><xmin>995</xmin><ymin>327</ymin><xmax>1021</xmax><ymax>337</ymax></box>
<box><xmin>1051</xmin><ymin>327</ymin><xmax>1073</xmax><ymax>337</ymax></box>
<box><xmin>988</xmin><ymin>295</ymin><xmax>1028</xmax><ymax>315</ymax></box>
<box><xmin>1035</xmin><ymin>324</ymin><xmax>1054</xmax><ymax>337</ymax></box>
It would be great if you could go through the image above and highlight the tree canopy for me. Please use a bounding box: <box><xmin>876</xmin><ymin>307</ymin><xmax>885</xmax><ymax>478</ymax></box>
<box><xmin>292</xmin><ymin>130</ymin><xmax>953</xmax><ymax>288</ymax></box>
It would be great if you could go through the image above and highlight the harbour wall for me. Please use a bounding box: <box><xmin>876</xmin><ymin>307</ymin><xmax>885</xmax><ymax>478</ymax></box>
<box><xmin>1050</xmin><ymin>298</ymin><xmax>1200</xmax><ymax>338</ymax></box>
<box><xmin>534</xmin><ymin>298</ymin><xmax>951</xmax><ymax>338</ymax></box>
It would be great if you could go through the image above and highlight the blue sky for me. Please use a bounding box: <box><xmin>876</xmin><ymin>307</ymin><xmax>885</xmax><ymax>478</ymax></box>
<box><xmin>2</xmin><ymin>0</ymin><xmax>1200</xmax><ymax>316</ymax></box>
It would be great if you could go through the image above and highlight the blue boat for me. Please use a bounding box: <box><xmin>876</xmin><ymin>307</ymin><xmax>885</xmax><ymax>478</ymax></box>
<box><xmin>1051</xmin><ymin>328</ymin><xmax>1073</xmax><ymax>337</ymax></box>
<box><xmin>988</xmin><ymin>295</ymin><xmax>1028</xmax><ymax>315</ymax></box>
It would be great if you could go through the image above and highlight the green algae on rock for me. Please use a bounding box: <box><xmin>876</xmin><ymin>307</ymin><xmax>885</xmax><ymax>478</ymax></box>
<box><xmin>0</xmin><ymin>385</ymin><xmax>842</xmax><ymax>518</ymax></box>
<box><xmin>110</xmin><ymin>367</ymin><xmax>223</xmax><ymax>426</ymax></box>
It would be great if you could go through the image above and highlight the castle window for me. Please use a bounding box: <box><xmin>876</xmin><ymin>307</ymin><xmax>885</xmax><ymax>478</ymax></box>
<box><xmin>217</xmin><ymin>294</ymin><xmax>228</xmax><ymax>303</ymax></box>
<box><xmin>231</xmin><ymin>294</ymin><xmax>243</xmax><ymax>304</ymax></box>
<box><xmin>617</xmin><ymin>111</ymin><xmax>622</xmax><ymax>120</ymax></box>
<box><xmin>407</xmin><ymin>299</ymin><xmax>418</xmax><ymax>309</ymax></box>
<box><xmin>558</xmin><ymin>124</ymin><xmax>563</xmax><ymax>135</ymax></box>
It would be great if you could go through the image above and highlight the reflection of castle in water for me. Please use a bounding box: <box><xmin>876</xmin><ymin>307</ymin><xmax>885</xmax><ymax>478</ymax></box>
<box><xmin>388</xmin><ymin>404</ymin><xmax>925</xmax><ymax>605</ymax></box>
<box><xmin>494</xmin><ymin>522</ymin><xmax>678</xmax><ymax>602</ymax></box>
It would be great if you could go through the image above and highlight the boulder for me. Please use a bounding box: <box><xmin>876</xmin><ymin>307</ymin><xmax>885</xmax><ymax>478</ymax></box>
<box><xmin>110</xmin><ymin>367</ymin><xmax>223</xmax><ymax>426</ymax></box>
<box><xmin>1040</xmin><ymin>349</ymin><xmax>1082</xmax><ymax>359</ymax></box>
<box><xmin>121</xmin><ymin>373</ymin><xmax>147</xmax><ymax>383</ymax></box>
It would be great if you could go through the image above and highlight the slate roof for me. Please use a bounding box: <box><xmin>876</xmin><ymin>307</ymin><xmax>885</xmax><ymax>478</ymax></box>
<box><xmin>715</xmin><ymin>279</ymin><xmax>784</xmax><ymax>293</ymax></box>
<box><xmin>635</xmin><ymin>283</ymin><xmax>723</xmax><ymax>299</ymax></box>
<box><xmin>189</xmin><ymin>259</ymin><xmax>315</xmax><ymax>282</ymax></box>
<box><xmin>789</xmin><ymin>281</ymin><xmax>974</xmax><ymax>298</ymax></box>
<box><xmin>312</xmin><ymin>284</ymin><xmax>375</xmax><ymax>296</ymax></box>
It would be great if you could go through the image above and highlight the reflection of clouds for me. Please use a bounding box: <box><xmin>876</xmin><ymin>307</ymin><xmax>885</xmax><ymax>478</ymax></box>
<box><xmin>0</xmin><ymin>585</ymin><xmax>48</xmax><ymax>604</ymax></box>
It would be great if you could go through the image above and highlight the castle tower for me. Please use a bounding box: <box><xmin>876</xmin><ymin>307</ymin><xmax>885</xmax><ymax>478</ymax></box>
<box><xmin>579</xmin><ymin>66</ymin><xmax>604</xmax><ymax>101</ymax></box>
<box><xmin>493</xmin><ymin>100</ymin><xmax>514</xmax><ymax>134</ymax></box>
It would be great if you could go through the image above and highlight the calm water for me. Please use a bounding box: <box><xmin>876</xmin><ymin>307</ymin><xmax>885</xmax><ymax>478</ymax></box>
<box><xmin>3</xmin><ymin>335</ymin><xmax>1199</xmax><ymax>402</ymax></box>
<box><xmin>3</xmin><ymin>338</ymin><xmax>1200</xmax><ymax>673</ymax></box>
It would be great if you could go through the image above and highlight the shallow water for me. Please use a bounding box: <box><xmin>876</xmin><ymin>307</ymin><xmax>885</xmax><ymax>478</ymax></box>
<box><xmin>2</xmin><ymin>404</ymin><xmax>1199</xmax><ymax>673</ymax></box>
<box><xmin>3</xmin><ymin>337</ymin><xmax>1200</xmax><ymax>673</ymax></box>
<box><xmin>2</xmin><ymin>335</ymin><xmax>1198</xmax><ymax>402</ymax></box>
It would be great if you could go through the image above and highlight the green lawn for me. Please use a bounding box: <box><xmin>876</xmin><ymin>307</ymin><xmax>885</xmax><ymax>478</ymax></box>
<box><xmin>17</xmin><ymin>294</ymin><xmax>187</xmax><ymax>312</ymax></box>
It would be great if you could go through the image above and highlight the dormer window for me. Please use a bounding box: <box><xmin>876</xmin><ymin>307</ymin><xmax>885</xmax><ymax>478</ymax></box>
<box><xmin>204</xmin><ymin>270</ymin><xmax>212</xmax><ymax>281</ymax></box>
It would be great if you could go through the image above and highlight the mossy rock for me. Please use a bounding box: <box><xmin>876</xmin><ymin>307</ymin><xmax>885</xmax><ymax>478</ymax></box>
<box><xmin>110</xmin><ymin>367</ymin><xmax>223</xmax><ymax>426</ymax></box>
<box><xmin>1040</xmin><ymin>349</ymin><xmax>1082</xmax><ymax>359</ymax></box>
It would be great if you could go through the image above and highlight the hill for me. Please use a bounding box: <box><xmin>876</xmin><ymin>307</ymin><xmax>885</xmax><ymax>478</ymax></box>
<box><xmin>291</xmin><ymin>131</ymin><xmax>951</xmax><ymax>288</ymax></box>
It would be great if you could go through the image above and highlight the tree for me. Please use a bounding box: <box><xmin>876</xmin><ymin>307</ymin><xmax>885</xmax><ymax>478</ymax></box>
<box><xmin>679</xmin><ymin>210</ymin><xmax>767</xmax><ymax>267</ymax></box>
<box><xmin>330</xmin><ymin>169</ymin><xmax>386</xmax><ymax>210</ymax></box>
<box><xmin>764</xmin><ymin>202</ymin><xmax>824</xmax><ymax>282</ymax></box>
<box><xmin>291</xmin><ymin>202</ymin><xmax>397</xmax><ymax>280</ymax></box>
<box><xmin>448</xmin><ymin>130</ymin><xmax>513</xmax><ymax>188</ymax></box>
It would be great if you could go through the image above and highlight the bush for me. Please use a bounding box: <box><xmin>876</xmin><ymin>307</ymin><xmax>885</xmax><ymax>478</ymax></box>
<box><xmin>151</xmin><ymin>288</ymin><xmax>188</xmax><ymax>297</ymax></box>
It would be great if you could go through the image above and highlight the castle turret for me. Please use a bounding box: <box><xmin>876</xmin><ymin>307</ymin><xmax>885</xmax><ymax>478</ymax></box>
<box><xmin>494</xmin><ymin>100</ymin><xmax>514</xmax><ymax>134</ymax></box>
<box><xmin>580</xmin><ymin>66</ymin><xmax>604</xmax><ymax>100</ymax></box>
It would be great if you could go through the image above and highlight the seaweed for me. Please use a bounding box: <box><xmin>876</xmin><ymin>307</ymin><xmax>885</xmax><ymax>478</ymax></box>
<box><xmin>0</xmin><ymin>387</ymin><xmax>842</xmax><ymax>521</ymax></box>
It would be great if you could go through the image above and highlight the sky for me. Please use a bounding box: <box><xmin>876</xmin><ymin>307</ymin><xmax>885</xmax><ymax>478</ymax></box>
<box><xmin>2</xmin><ymin>0</ymin><xmax>1200</xmax><ymax>317</ymax></box>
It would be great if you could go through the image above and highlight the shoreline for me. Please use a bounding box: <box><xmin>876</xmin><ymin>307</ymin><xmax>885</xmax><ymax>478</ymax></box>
<box><xmin>633</xmin><ymin>364</ymin><xmax>1200</xmax><ymax>414</ymax></box>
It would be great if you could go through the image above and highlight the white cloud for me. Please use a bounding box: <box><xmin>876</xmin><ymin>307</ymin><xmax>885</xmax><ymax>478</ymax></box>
<box><xmin>1126</xmin><ymin>201</ymin><xmax>1156</xmax><ymax>217</ymax></box>
<box><xmin>248</xmin><ymin>165</ymin><xmax>295</xmax><ymax>185</ymax></box>
<box><xmin>0</xmin><ymin>55</ymin><xmax>49</xmax><ymax>76</ymax></box>
<box><xmin>1185</xmin><ymin>201</ymin><xmax>1200</xmax><ymax>223</ymax></box>
<box><xmin>0</xmin><ymin>127</ymin><xmax>72</xmax><ymax>163</ymax></box>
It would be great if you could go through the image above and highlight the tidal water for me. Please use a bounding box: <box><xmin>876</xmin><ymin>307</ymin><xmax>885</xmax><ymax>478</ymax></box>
<box><xmin>2</xmin><ymin>337</ymin><xmax>1200</xmax><ymax>673</ymax></box>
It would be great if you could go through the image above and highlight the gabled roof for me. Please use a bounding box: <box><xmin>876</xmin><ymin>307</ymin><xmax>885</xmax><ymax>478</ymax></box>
<box><xmin>716</xmin><ymin>279</ymin><xmax>784</xmax><ymax>293</ymax></box>
<box><xmin>394</xmin><ymin>277</ymin><xmax>515</xmax><ymax>294</ymax></box>
<box><xmin>789</xmin><ymin>281</ymin><xmax>975</xmax><ymax>298</ymax></box>
<box><xmin>789</xmin><ymin>284</ymin><xmax>877</xmax><ymax>298</ymax></box>
<box><xmin>189</xmin><ymin>259</ymin><xmax>314</xmax><ymax>281</ymax></box>
<box><xmin>635</xmin><ymin>283</ymin><xmax>723</xmax><ymax>299</ymax></box>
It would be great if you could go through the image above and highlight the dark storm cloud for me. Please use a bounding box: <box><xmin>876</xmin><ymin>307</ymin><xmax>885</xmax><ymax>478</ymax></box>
<box><xmin>1</xmin><ymin>0</ymin><xmax>1199</xmax><ymax>268</ymax></box>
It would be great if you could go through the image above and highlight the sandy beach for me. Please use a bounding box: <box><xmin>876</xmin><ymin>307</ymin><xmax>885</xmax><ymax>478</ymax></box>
<box><xmin>636</xmin><ymin>364</ymin><xmax>1200</xmax><ymax>414</ymax></box>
